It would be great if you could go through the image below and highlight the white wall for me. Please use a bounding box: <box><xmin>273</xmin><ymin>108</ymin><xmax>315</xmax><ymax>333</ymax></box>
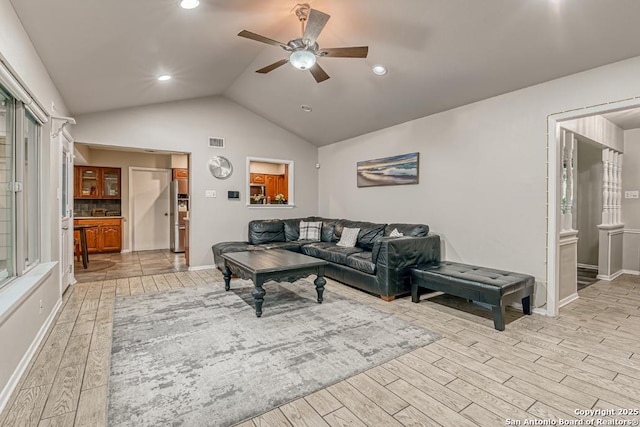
<box><xmin>622</xmin><ymin>129</ymin><xmax>640</xmax><ymax>273</ymax></box>
<box><xmin>576</xmin><ymin>140</ymin><xmax>603</xmax><ymax>267</ymax></box>
<box><xmin>319</xmin><ymin>56</ymin><xmax>640</xmax><ymax>308</ymax></box>
<box><xmin>78</xmin><ymin>148</ymin><xmax>173</xmax><ymax>252</ymax></box>
<box><xmin>72</xmin><ymin>95</ymin><xmax>319</xmax><ymax>267</ymax></box>
<box><xmin>0</xmin><ymin>0</ymin><xmax>71</xmax><ymax>410</ymax></box>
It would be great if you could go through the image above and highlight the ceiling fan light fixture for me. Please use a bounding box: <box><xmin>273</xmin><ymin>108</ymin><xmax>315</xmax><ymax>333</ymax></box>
<box><xmin>290</xmin><ymin>49</ymin><xmax>317</xmax><ymax>70</ymax></box>
<box><xmin>372</xmin><ymin>65</ymin><xmax>387</xmax><ymax>76</ymax></box>
<box><xmin>158</xmin><ymin>74</ymin><xmax>172</xmax><ymax>81</ymax></box>
<box><xmin>180</xmin><ymin>0</ymin><xmax>199</xmax><ymax>9</ymax></box>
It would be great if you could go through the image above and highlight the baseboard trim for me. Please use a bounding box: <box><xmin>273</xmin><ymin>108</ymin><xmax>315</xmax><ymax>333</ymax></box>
<box><xmin>120</xmin><ymin>249</ymin><xmax>132</xmax><ymax>254</ymax></box>
<box><xmin>0</xmin><ymin>297</ymin><xmax>62</xmax><ymax>414</ymax></box>
<box><xmin>622</xmin><ymin>269</ymin><xmax>640</xmax><ymax>276</ymax></box>
<box><xmin>597</xmin><ymin>270</ymin><xmax>624</xmax><ymax>281</ymax></box>
<box><xmin>577</xmin><ymin>263</ymin><xmax>598</xmax><ymax>271</ymax></box>
<box><xmin>532</xmin><ymin>307</ymin><xmax>548</xmax><ymax>316</ymax></box>
<box><xmin>558</xmin><ymin>293</ymin><xmax>579</xmax><ymax>308</ymax></box>
<box><xmin>188</xmin><ymin>264</ymin><xmax>216</xmax><ymax>271</ymax></box>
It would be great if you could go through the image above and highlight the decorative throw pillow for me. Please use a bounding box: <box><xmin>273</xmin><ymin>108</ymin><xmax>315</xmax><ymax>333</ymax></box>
<box><xmin>299</xmin><ymin>221</ymin><xmax>322</xmax><ymax>241</ymax></box>
<box><xmin>389</xmin><ymin>228</ymin><xmax>404</xmax><ymax>238</ymax></box>
<box><xmin>337</xmin><ymin>227</ymin><xmax>360</xmax><ymax>247</ymax></box>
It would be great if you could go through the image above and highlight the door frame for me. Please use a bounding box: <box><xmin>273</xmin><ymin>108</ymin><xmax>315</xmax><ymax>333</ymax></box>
<box><xmin>546</xmin><ymin>96</ymin><xmax>640</xmax><ymax>316</ymax></box>
<box><xmin>128</xmin><ymin>167</ymin><xmax>172</xmax><ymax>252</ymax></box>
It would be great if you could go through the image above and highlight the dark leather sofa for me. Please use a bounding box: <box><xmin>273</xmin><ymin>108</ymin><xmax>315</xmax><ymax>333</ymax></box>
<box><xmin>212</xmin><ymin>217</ymin><xmax>441</xmax><ymax>300</ymax></box>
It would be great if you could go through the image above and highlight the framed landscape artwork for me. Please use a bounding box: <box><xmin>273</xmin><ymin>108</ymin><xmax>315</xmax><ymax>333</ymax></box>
<box><xmin>357</xmin><ymin>152</ymin><xmax>419</xmax><ymax>187</ymax></box>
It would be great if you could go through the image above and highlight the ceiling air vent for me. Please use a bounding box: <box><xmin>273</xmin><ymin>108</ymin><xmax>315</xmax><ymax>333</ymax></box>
<box><xmin>209</xmin><ymin>137</ymin><xmax>225</xmax><ymax>148</ymax></box>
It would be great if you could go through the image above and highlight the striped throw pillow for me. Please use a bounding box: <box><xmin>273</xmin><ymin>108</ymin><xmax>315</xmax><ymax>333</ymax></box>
<box><xmin>299</xmin><ymin>221</ymin><xmax>322</xmax><ymax>241</ymax></box>
<box><xmin>337</xmin><ymin>227</ymin><xmax>360</xmax><ymax>248</ymax></box>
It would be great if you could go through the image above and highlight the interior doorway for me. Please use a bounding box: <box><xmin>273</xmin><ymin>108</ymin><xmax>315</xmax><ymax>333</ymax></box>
<box><xmin>575</xmin><ymin>138</ymin><xmax>602</xmax><ymax>290</ymax></box>
<box><xmin>548</xmin><ymin>97</ymin><xmax>640</xmax><ymax>316</ymax></box>
<box><xmin>130</xmin><ymin>168</ymin><xmax>171</xmax><ymax>251</ymax></box>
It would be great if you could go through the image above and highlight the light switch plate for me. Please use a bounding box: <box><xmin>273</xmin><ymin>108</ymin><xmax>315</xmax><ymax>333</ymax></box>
<box><xmin>625</xmin><ymin>190</ymin><xmax>639</xmax><ymax>199</ymax></box>
<box><xmin>205</xmin><ymin>190</ymin><xmax>216</xmax><ymax>198</ymax></box>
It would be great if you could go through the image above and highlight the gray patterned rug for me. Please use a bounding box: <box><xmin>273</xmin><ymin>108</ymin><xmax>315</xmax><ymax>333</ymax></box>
<box><xmin>107</xmin><ymin>279</ymin><xmax>440</xmax><ymax>426</ymax></box>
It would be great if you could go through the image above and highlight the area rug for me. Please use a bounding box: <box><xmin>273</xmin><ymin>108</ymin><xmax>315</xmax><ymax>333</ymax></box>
<box><xmin>107</xmin><ymin>279</ymin><xmax>440</xmax><ymax>426</ymax></box>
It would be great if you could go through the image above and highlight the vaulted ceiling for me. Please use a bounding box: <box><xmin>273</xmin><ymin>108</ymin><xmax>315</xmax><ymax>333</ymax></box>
<box><xmin>10</xmin><ymin>0</ymin><xmax>640</xmax><ymax>145</ymax></box>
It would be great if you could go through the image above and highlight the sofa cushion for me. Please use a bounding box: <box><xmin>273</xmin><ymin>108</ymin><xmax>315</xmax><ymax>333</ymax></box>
<box><xmin>384</xmin><ymin>223</ymin><xmax>429</xmax><ymax>237</ymax></box>
<box><xmin>346</xmin><ymin>252</ymin><xmax>377</xmax><ymax>274</ymax></box>
<box><xmin>283</xmin><ymin>218</ymin><xmax>301</xmax><ymax>241</ymax></box>
<box><xmin>257</xmin><ymin>241</ymin><xmax>303</xmax><ymax>252</ymax></box>
<box><xmin>320</xmin><ymin>218</ymin><xmax>339</xmax><ymax>242</ymax></box>
<box><xmin>302</xmin><ymin>242</ymin><xmax>363</xmax><ymax>266</ymax></box>
<box><xmin>248</xmin><ymin>220</ymin><xmax>285</xmax><ymax>244</ymax></box>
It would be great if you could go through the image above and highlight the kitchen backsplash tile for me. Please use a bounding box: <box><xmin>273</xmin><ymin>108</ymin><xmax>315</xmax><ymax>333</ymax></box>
<box><xmin>74</xmin><ymin>199</ymin><xmax>121</xmax><ymax>217</ymax></box>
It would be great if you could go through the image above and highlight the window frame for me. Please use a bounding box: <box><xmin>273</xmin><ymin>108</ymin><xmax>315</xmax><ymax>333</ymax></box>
<box><xmin>0</xmin><ymin>85</ymin><xmax>43</xmax><ymax>287</ymax></box>
<box><xmin>245</xmin><ymin>156</ymin><xmax>295</xmax><ymax>208</ymax></box>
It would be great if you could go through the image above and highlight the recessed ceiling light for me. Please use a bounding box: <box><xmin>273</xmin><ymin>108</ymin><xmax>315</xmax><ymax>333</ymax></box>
<box><xmin>301</xmin><ymin>105</ymin><xmax>312</xmax><ymax>113</ymax></box>
<box><xmin>372</xmin><ymin>65</ymin><xmax>387</xmax><ymax>76</ymax></box>
<box><xmin>158</xmin><ymin>75</ymin><xmax>172</xmax><ymax>81</ymax></box>
<box><xmin>180</xmin><ymin>0</ymin><xmax>199</xmax><ymax>9</ymax></box>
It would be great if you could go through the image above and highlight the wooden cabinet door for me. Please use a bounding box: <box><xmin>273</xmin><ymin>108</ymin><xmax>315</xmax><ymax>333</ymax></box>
<box><xmin>101</xmin><ymin>225</ymin><xmax>122</xmax><ymax>252</ymax></box>
<box><xmin>84</xmin><ymin>226</ymin><xmax>100</xmax><ymax>254</ymax></box>
<box><xmin>265</xmin><ymin>175</ymin><xmax>278</xmax><ymax>200</ymax></box>
<box><xmin>76</xmin><ymin>166</ymin><xmax>100</xmax><ymax>198</ymax></box>
<box><xmin>250</xmin><ymin>173</ymin><xmax>266</xmax><ymax>184</ymax></box>
<box><xmin>276</xmin><ymin>175</ymin><xmax>287</xmax><ymax>200</ymax></box>
<box><xmin>100</xmin><ymin>168</ymin><xmax>121</xmax><ymax>199</ymax></box>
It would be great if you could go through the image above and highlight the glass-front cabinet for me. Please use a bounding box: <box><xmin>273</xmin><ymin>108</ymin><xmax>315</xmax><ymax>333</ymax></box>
<box><xmin>101</xmin><ymin>168</ymin><xmax>121</xmax><ymax>198</ymax></box>
<box><xmin>75</xmin><ymin>166</ymin><xmax>121</xmax><ymax>199</ymax></box>
<box><xmin>77</xmin><ymin>166</ymin><xmax>100</xmax><ymax>198</ymax></box>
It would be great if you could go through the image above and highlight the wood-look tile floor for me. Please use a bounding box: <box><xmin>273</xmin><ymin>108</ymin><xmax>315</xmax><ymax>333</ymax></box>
<box><xmin>73</xmin><ymin>250</ymin><xmax>187</xmax><ymax>283</ymax></box>
<box><xmin>1</xmin><ymin>271</ymin><xmax>640</xmax><ymax>427</ymax></box>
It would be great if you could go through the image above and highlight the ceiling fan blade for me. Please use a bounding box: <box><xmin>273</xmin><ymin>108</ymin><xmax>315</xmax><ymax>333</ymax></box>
<box><xmin>255</xmin><ymin>59</ymin><xmax>289</xmax><ymax>74</ymax></box>
<box><xmin>303</xmin><ymin>9</ymin><xmax>330</xmax><ymax>45</ymax></box>
<box><xmin>319</xmin><ymin>46</ymin><xmax>369</xmax><ymax>58</ymax></box>
<box><xmin>309</xmin><ymin>63</ymin><xmax>330</xmax><ymax>83</ymax></box>
<box><xmin>238</xmin><ymin>30</ymin><xmax>288</xmax><ymax>49</ymax></box>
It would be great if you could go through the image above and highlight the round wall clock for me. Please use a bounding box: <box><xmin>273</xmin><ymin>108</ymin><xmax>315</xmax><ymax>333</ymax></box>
<box><xmin>208</xmin><ymin>156</ymin><xmax>233</xmax><ymax>179</ymax></box>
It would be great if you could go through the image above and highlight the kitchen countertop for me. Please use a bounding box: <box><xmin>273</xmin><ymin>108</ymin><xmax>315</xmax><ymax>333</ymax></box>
<box><xmin>75</xmin><ymin>216</ymin><xmax>123</xmax><ymax>219</ymax></box>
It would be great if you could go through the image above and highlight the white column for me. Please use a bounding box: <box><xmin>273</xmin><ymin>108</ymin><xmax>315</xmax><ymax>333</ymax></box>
<box><xmin>602</xmin><ymin>148</ymin><xmax>611</xmax><ymax>225</ymax></box>
<box><xmin>560</xmin><ymin>130</ymin><xmax>577</xmax><ymax>231</ymax></box>
<box><xmin>618</xmin><ymin>155</ymin><xmax>623</xmax><ymax>224</ymax></box>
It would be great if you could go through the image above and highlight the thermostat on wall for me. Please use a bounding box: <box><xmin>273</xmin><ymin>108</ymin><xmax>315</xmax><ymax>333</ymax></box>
<box><xmin>228</xmin><ymin>191</ymin><xmax>240</xmax><ymax>199</ymax></box>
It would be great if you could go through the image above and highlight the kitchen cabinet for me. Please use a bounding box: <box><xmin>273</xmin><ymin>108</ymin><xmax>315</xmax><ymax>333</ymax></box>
<box><xmin>265</xmin><ymin>175</ymin><xmax>278</xmax><ymax>200</ymax></box>
<box><xmin>264</xmin><ymin>175</ymin><xmax>288</xmax><ymax>201</ymax></box>
<box><xmin>277</xmin><ymin>176</ymin><xmax>287</xmax><ymax>200</ymax></box>
<box><xmin>74</xmin><ymin>218</ymin><xmax>122</xmax><ymax>253</ymax></box>
<box><xmin>173</xmin><ymin>168</ymin><xmax>188</xmax><ymax>179</ymax></box>
<box><xmin>75</xmin><ymin>166</ymin><xmax>121</xmax><ymax>199</ymax></box>
<box><xmin>250</xmin><ymin>173</ymin><xmax>266</xmax><ymax>184</ymax></box>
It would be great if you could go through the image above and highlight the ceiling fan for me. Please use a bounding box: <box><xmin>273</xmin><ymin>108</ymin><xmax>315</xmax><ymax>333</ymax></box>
<box><xmin>238</xmin><ymin>3</ymin><xmax>368</xmax><ymax>83</ymax></box>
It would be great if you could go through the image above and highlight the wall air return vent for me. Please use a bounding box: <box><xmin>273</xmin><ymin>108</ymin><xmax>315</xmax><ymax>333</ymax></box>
<box><xmin>209</xmin><ymin>137</ymin><xmax>225</xmax><ymax>148</ymax></box>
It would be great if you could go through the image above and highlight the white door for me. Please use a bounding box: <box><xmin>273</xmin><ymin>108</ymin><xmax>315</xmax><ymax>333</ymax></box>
<box><xmin>59</xmin><ymin>131</ymin><xmax>74</xmax><ymax>293</ymax></box>
<box><xmin>131</xmin><ymin>168</ymin><xmax>171</xmax><ymax>251</ymax></box>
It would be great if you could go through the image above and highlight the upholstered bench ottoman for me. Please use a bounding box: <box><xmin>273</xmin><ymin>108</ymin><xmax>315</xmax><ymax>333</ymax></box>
<box><xmin>410</xmin><ymin>261</ymin><xmax>534</xmax><ymax>331</ymax></box>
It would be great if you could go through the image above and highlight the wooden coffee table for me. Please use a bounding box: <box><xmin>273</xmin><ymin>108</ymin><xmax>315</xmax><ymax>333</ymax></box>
<box><xmin>222</xmin><ymin>249</ymin><xmax>328</xmax><ymax>317</ymax></box>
